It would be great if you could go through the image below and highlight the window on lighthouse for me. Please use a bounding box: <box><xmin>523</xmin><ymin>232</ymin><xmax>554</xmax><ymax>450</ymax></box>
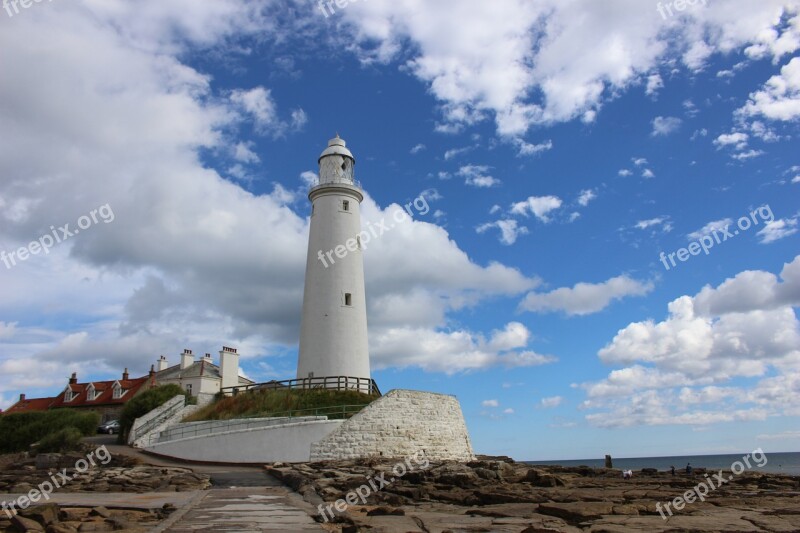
<box><xmin>344</xmin><ymin>293</ymin><xmax>352</xmax><ymax>306</ymax></box>
<box><xmin>342</xmin><ymin>200</ymin><xmax>350</xmax><ymax>211</ymax></box>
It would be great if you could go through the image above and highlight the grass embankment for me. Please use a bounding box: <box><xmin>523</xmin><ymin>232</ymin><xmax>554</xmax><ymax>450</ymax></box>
<box><xmin>184</xmin><ymin>388</ymin><xmax>379</xmax><ymax>422</ymax></box>
<box><xmin>118</xmin><ymin>384</ymin><xmax>194</xmax><ymax>443</ymax></box>
<box><xmin>0</xmin><ymin>410</ymin><xmax>99</xmax><ymax>453</ymax></box>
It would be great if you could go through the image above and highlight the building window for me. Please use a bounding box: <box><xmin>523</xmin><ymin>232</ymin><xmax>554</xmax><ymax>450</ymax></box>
<box><xmin>344</xmin><ymin>293</ymin><xmax>352</xmax><ymax>306</ymax></box>
<box><xmin>342</xmin><ymin>200</ymin><xmax>350</xmax><ymax>211</ymax></box>
<box><xmin>185</xmin><ymin>384</ymin><xmax>193</xmax><ymax>395</ymax></box>
<box><xmin>113</xmin><ymin>385</ymin><xmax>125</xmax><ymax>399</ymax></box>
<box><xmin>356</xmin><ymin>236</ymin><xmax>361</xmax><ymax>250</ymax></box>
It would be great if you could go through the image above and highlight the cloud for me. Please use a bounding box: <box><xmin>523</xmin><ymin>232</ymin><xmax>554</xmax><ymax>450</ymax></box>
<box><xmin>410</xmin><ymin>143</ymin><xmax>426</xmax><ymax>154</ymax></box>
<box><xmin>635</xmin><ymin>216</ymin><xmax>672</xmax><ymax>232</ymax></box>
<box><xmin>632</xmin><ymin>158</ymin><xmax>648</xmax><ymax>166</ymax></box>
<box><xmin>482</xmin><ymin>399</ymin><xmax>499</xmax><ymax>407</ymax></box>
<box><xmin>580</xmin><ymin>256</ymin><xmax>800</xmax><ymax>427</ymax></box>
<box><xmin>641</xmin><ymin>168</ymin><xmax>655</xmax><ymax>179</ymax></box>
<box><xmin>0</xmin><ymin>3</ymin><xmax>549</xmax><ymax>397</ymax></box>
<box><xmin>338</xmin><ymin>0</ymin><xmax>800</xmax><ymax>135</ymax></box>
<box><xmin>476</xmin><ymin>219</ymin><xmax>529</xmax><ymax>245</ymax></box>
<box><xmin>444</xmin><ymin>146</ymin><xmax>472</xmax><ymax>160</ymax></box>
<box><xmin>618</xmin><ymin>169</ymin><xmax>633</xmax><ymax>177</ymax></box>
<box><xmin>520</xmin><ymin>275</ymin><xmax>654</xmax><ymax>316</ymax></box>
<box><xmin>458</xmin><ymin>165</ymin><xmax>500</xmax><ymax>187</ymax></box>
<box><xmin>540</xmin><ymin>396</ymin><xmax>563</xmax><ymax>408</ymax></box>
<box><xmin>687</xmin><ymin>218</ymin><xmax>734</xmax><ymax>240</ymax></box>
<box><xmin>713</xmin><ymin>132</ymin><xmax>749</xmax><ymax>150</ymax></box>
<box><xmin>577</xmin><ymin>189</ymin><xmax>597</xmax><ymax>207</ymax></box>
<box><xmin>503</xmin><ymin>408</ymin><xmax>514</xmax><ymax>414</ymax></box>
<box><xmin>646</xmin><ymin>73</ymin><xmax>663</xmax><ymax>96</ymax></box>
<box><xmin>651</xmin><ymin>116</ymin><xmax>682</xmax><ymax>136</ymax></box>
<box><xmin>510</xmin><ymin>195</ymin><xmax>563</xmax><ymax>222</ymax></box>
<box><xmin>758</xmin><ymin>217</ymin><xmax>799</xmax><ymax>244</ymax></box>
<box><xmin>738</xmin><ymin>57</ymin><xmax>800</xmax><ymax>122</ymax></box>
<box><xmin>515</xmin><ymin>139</ymin><xmax>553</xmax><ymax>157</ymax></box>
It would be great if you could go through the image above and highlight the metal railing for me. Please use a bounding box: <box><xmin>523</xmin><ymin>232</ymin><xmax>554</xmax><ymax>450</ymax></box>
<box><xmin>128</xmin><ymin>394</ymin><xmax>186</xmax><ymax>445</ymax></box>
<box><xmin>221</xmin><ymin>376</ymin><xmax>381</xmax><ymax>396</ymax></box>
<box><xmin>146</xmin><ymin>404</ymin><xmax>369</xmax><ymax>446</ymax></box>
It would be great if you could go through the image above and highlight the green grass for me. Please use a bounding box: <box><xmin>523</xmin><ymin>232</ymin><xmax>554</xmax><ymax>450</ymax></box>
<box><xmin>0</xmin><ymin>410</ymin><xmax>100</xmax><ymax>453</ymax></box>
<box><xmin>184</xmin><ymin>388</ymin><xmax>379</xmax><ymax>422</ymax></box>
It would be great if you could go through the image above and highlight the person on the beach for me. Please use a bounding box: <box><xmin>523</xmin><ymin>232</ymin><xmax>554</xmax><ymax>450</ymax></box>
<box><xmin>670</xmin><ymin>465</ymin><xmax>675</xmax><ymax>476</ymax></box>
<box><xmin>686</xmin><ymin>463</ymin><xmax>692</xmax><ymax>474</ymax></box>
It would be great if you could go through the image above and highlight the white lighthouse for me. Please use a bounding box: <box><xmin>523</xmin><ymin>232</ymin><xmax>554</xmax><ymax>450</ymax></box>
<box><xmin>297</xmin><ymin>135</ymin><xmax>371</xmax><ymax>389</ymax></box>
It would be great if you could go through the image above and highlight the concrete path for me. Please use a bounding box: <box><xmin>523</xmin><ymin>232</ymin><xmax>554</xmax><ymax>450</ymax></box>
<box><xmin>154</xmin><ymin>488</ymin><xmax>324</xmax><ymax>532</ymax></box>
<box><xmin>81</xmin><ymin>435</ymin><xmax>324</xmax><ymax>532</ymax></box>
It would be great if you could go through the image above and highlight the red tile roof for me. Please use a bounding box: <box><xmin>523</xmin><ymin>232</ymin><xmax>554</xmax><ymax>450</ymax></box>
<box><xmin>4</xmin><ymin>396</ymin><xmax>57</xmax><ymax>414</ymax></box>
<box><xmin>49</xmin><ymin>376</ymin><xmax>153</xmax><ymax>409</ymax></box>
<box><xmin>4</xmin><ymin>374</ymin><xmax>154</xmax><ymax>415</ymax></box>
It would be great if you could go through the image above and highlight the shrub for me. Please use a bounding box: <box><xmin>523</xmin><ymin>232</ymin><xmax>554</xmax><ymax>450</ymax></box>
<box><xmin>118</xmin><ymin>384</ymin><xmax>188</xmax><ymax>442</ymax></box>
<box><xmin>0</xmin><ymin>410</ymin><xmax>100</xmax><ymax>453</ymax></box>
<box><xmin>37</xmin><ymin>427</ymin><xmax>84</xmax><ymax>453</ymax></box>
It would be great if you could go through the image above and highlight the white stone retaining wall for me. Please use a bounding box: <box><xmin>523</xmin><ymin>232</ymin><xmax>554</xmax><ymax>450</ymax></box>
<box><xmin>309</xmin><ymin>389</ymin><xmax>475</xmax><ymax>461</ymax></box>
<box><xmin>128</xmin><ymin>395</ymin><xmax>186</xmax><ymax>446</ymax></box>
<box><xmin>144</xmin><ymin>418</ymin><xmax>343</xmax><ymax>463</ymax></box>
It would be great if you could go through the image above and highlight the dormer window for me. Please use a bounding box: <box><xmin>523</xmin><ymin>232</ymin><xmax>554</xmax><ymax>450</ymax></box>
<box><xmin>86</xmin><ymin>384</ymin><xmax>96</xmax><ymax>401</ymax></box>
<box><xmin>112</xmin><ymin>383</ymin><xmax>125</xmax><ymax>399</ymax></box>
<box><xmin>65</xmin><ymin>389</ymin><xmax>76</xmax><ymax>402</ymax></box>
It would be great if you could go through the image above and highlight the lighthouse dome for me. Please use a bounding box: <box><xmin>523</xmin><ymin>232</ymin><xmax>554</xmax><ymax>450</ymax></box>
<box><xmin>319</xmin><ymin>135</ymin><xmax>354</xmax><ymax>163</ymax></box>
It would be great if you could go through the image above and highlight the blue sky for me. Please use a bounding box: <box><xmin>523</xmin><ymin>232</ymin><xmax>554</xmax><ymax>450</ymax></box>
<box><xmin>0</xmin><ymin>0</ymin><xmax>798</xmax><ymax>460</ymax></box>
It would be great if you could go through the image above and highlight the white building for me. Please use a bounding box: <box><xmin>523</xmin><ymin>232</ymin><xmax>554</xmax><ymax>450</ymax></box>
<box><xmin>297</xmin><ymin>136</ymin><xmax>371</xmax><ymax>387</ymax></box>
<box><xmin>155</xmin><ymin>347</ymin><xmax>253</xmax><ymax>405</ymax></box>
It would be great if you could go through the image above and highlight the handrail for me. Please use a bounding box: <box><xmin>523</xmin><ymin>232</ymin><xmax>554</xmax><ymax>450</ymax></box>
<box><xmin>148</xmin><ymin>403</ymin><xmax>369</xmax><ymax>446</ymax></box>
<box><xmin>220</xmin><ymin>375</ymin><xmax>381</xmax><ymax>396</ymax></box>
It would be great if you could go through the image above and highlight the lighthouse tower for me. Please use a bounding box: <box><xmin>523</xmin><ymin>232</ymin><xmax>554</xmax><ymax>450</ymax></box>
<box><xmin>297</xmin><ymin>135</ymin><xmax>370</xmax><ymax>387</ymax></box>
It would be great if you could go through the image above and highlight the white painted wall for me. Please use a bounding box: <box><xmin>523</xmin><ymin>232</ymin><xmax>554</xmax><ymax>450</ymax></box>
<box><xmin>144</xmin><ymin>418</ymin><xmax>343</xmax><ymax>463</ymax></box>
<box><xmin>310</xmin><ymin>389</ymin><xmax>476</xmax><ymax>462</ymax></box>
<box><xmin>297</xmin><ymin>138</ymin><xmax>370</xmax><ymax>382</ymax></box>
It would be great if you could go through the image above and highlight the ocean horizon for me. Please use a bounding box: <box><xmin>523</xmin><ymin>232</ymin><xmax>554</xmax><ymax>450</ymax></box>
<box><xmin>525</xmin><ymin>451</ymin><xmax>800</xmax><ymax>476</ymax></box>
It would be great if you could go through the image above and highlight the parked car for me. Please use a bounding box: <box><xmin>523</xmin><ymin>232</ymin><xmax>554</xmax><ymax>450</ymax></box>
<box><xmin>97</xmin><ymin>420</ymin><xmax>120</xmax><ymax>434</ymax></box>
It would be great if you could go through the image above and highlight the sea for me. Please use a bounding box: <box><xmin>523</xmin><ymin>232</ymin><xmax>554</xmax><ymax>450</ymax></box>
<box><xmin>525</xmin><ymin>451</ymin><xmax>800</xmax><ymax>476</ymax></box>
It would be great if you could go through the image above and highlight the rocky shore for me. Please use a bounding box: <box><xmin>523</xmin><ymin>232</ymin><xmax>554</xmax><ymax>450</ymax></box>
<box><xmin>266</xmin><ymin>455</ymin><xmax>800</xmax><ymax>532</ymax></box>
<box><xmin>0</xmin><ymin>449</ymin><xmax>210</xmax><ymax>532</ymax></box>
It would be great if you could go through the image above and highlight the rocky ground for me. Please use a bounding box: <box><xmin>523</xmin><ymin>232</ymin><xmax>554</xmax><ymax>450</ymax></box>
<box><xmin>266</xmin><ymin>455</ymin><xmax>800</xmax><ymax>533</ymax></box>
<box><xmin>0</xmin><ymin>447</ymin><xmax>210</xmax><ymax>532</ymax></box>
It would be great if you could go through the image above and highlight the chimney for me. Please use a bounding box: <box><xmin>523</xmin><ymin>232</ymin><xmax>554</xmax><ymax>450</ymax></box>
<box><xmin>157</xmin><ymin>355</ymin><xmax>168</xmax><ymax>372</ymax></box>
<box><xmin>122</xmin><ymin>368</ymin><xmax>129</xmax><ymax>380</ymax></box>
<box><xmin>180</xmin><ymin>349</ymin><xmax>194</xmax><ymax>370</ymax></box>
<box><xmin>149</xmin><ymin>364</ymin><xmax>155</xmax><ymax>377</ymax></box>
<box><xmin>203</xmin><ymin>353</ymin><xmax>213</xmax><ymax>364</ymax></box>
<box><xmin>219</xmin><ymin>346</ymin><xmax>239</xmax><ymax>393</ymax></box>
<box><xmin>69</xmin><ymin>372</ymin><xmax>78</xmax><ymax>385</ymax></box>
<box><xmin>19</xmin><ymin>393</ymin><xmax>25</xmax><ymax>402</ymax></box>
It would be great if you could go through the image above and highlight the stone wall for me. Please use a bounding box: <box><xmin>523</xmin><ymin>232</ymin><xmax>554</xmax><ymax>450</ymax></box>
<box><xmin>309</xmin><ymin>389</ymin><xmax>475</xmax><ymax>462</ymax></box>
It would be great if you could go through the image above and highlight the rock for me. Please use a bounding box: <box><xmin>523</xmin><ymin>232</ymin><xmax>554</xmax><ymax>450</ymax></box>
<box><xmin>640</xmin><ymin>468</ymin><xmax>658</xmax><ymax>475</ymax></box>
<box><xmin>11</xmin><ymin>515</ymin><xmax>45</xmax><ymax>532</ymax></box>
<box><xmin>45</xmin><ymin>525</ymin><xmax>78</xmax><ymax>533</ymax></box>
<box><xmin>19</xmin><ymin>504</ymin><xmax>59</xmax><ymax>526</ymax></box>
<box><xmin>77</xmin><ymin>522</ymin><xmax>112</xmax><ymax>532</ymax></box>
<box><xmin>35</xmin><ymin>454</ymin><xmax>62</xmax><ymax>471</ymax></box>
<box><xmin>89</xmin><ymin>508</ymin><xmax>111</xmax><ymax>519</ymax></box>
<box><xmin>366</xmin><ymin>507</ymin><xmax>404</xmax><ymax>516</ymax></box>
<box><xmin>525</xmin><ymin>469</ymin><xmax>566</xmax><ymax>487</ymax></box>
<box><xmin>537</xmin><ymin>502</ymin><xmax>615</xmax><ymax>523</ymax></box>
